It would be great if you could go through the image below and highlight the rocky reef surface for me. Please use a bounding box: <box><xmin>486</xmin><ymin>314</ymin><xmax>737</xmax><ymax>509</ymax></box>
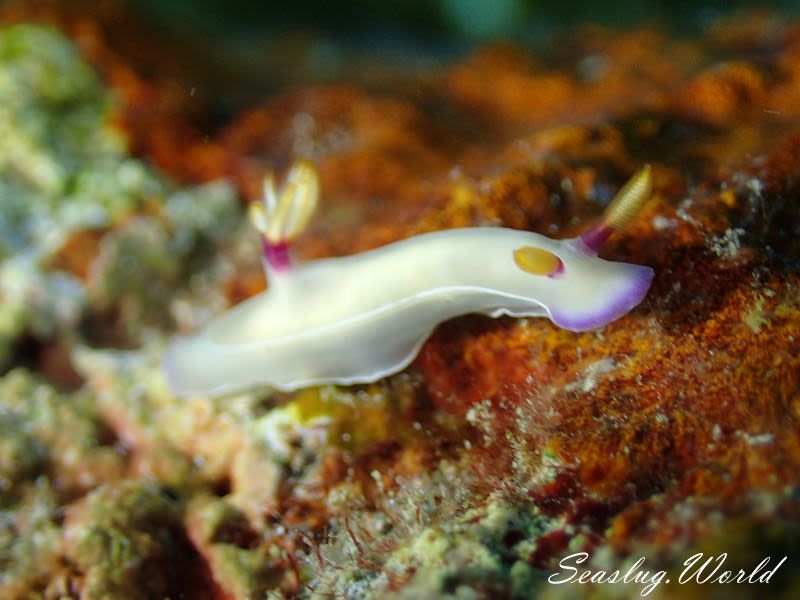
<box><xmin>0</xmin><ymin>2</ymin><xmax>799</xmax><ymax>598</ymax></box>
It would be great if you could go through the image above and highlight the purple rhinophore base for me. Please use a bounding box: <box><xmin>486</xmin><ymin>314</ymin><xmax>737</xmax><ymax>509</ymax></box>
<box><xmin>579</xmin><ymin>225</ymin><xmax>614</xmax><ymax>254</ymax></box>
<box><xmin>550</xmin><ymin>264</ymin><xmax>654</xmax><ymax>332</ymax></box>
<box><xmin>548</xmin><ymin>258</ymin><xmax>565</xmax><ymax>279</ymax></box>
<box><xmin>264</xmin><ymin>240</ymin><xmax>292</xmax><ymax>272</ymax></box>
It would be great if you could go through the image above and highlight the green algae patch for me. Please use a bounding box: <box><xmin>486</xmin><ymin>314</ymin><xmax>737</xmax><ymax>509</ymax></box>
<box><xmin>74</xmin><ymin>340</ymin><xmax>275</xmax><ymax>492</ymax></box>
<box><xmin>0</xmin><ymin>369</ymin><xmax>126</xmax><ymax>496</ymax></box>
<box><xmin>0</xmin><ymin>24</ymin><xmax>118</xmax><ymax>205</ymax></box>
<box><xmin>743</xmin><ymin>295</ymin><xmax>770</xmax><ymax>334</ymax></box>
<box><xmin>187</xmin><ymin>495</ymin><xmax>283</xmax><ymax>598</ymax></box>
<box><xmin>310</xmin><ymin>465</ymin><xmax>551</xmax><ymax>600</ymax></box>
<box><xmin>0</xmin><ymin>480</ymin><xmax>64</xmax><ymax>598</ymax></box>
<box><xmin>0</xmin><ymin>23</ymin><xmax>241</xmax><ymax>364</ymax></box>
<box><xmin>380</xmin><ymin>498</ymin><xmax>549</xmax><ymax>600</ymax></box>
<box><xmin>85</xmin><ymin>180</ymin><xmax>241</xmax><ymax>340</ymax></box>
<box><xmin>0</xmin><ymin>421</ymin><xmax>46</xmax><ymax>490</ymax></box>
<box><xmin>64</xmin><ymin>481</ymin><xmax>185</xmax><ymax>600</ymax></box>
<box><xmin>0</xmin><ymin>13</ymin><xmax>98</xmax><ymax>356</ymax></box>
<box><xmin>0</xmin><ymin>370</ymin><xmax>133</xmax><ymax>597</ymax></box>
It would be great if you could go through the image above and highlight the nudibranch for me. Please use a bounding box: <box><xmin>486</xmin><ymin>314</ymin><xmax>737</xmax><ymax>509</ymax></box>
<box><xmin>165</xmin><ymin>162</ymin><xmax>655</xmax><ymax>396</ymax></box>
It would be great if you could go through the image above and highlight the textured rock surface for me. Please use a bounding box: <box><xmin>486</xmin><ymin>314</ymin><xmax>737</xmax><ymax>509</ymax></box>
<box><xmin>1</xmin><ymin>3</ymin><xmax>800</xmax><ymax>599</ymax></box>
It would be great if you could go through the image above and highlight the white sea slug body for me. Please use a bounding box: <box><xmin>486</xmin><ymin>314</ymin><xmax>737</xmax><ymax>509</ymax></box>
<box><xmin>165</xmin><ymin>162</ymin><xmax>655</xmax><ymax>397</ymax></box>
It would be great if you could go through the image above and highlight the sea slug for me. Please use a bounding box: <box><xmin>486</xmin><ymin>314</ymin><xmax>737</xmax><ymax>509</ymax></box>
<box><xmin>165</xmin><ymin>162</ymin><xmax>655</xmax><ymax>396</ymax></box>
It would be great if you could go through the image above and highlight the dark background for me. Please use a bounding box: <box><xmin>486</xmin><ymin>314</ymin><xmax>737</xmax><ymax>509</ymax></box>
<box><xmin>117</xmin><ymin>0</ymin><xmax>794</xmax><ymax>39</ymax></box>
